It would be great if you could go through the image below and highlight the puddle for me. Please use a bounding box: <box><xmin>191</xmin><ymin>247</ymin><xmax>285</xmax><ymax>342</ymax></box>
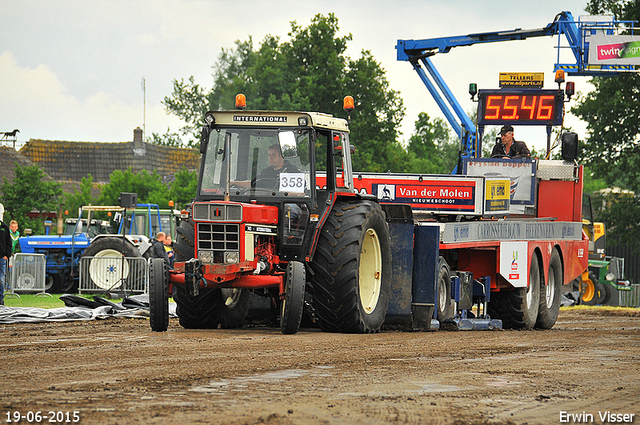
<box><xmin>191</xmin><ymin>366</ymin><xmax>334</xmax><ymax>394</ymax></box>
<box><xmin>340</xmin><ymin>382</ymin><xmax>465</xmax><ymax>397</ymax></box>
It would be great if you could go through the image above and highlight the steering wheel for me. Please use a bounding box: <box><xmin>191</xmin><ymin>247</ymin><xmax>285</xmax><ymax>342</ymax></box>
<box><xmin>253</xmin><ymin>178</ymin><xmax>278</xmax><ymax>191</ymax></box>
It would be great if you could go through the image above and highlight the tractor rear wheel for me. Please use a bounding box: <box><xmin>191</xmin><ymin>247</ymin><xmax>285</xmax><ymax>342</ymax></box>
<box><xmin>310</xmin><ymin>200</ymin><xmax>391</xmax><ymax>333</ymax></box>
<box><xmin>488</xmin><ymin>252</ymin><xmax>541</xmax><ymax>329</ymax></box>
<box><xmin>81</xmin><ymin>237</ymin><xmax>142</xmax><ymax>291</ymax></box>
<box><xmin>536</xmin><ymin>249</ymin><xmax>562</xmax><ymax>329</ymax></box>
<box><xmin>149</xmin><ymin>258</ymin><xmax>169</xmax><ymax>332</ymax></box>
<box><xmin>173</xmin><ymin>285</ymin><xmax>222</xmax><ymax>329</ymax></box>
<box><xmin>173</xmin><ymin>218</ymin><xmax>250</xmax><ymax>329</ymax></box>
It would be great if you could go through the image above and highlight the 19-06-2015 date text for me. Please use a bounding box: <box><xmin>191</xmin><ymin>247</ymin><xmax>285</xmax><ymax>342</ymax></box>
<box><xmin>5</xmin><ymin>411</ymin><xmax>80</xmax><ymax>423</ymax></box>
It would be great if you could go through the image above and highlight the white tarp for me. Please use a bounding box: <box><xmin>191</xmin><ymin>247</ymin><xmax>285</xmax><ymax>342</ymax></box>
<box><xmin>0</xmin><ymin>295</ymin><xmax>176</xmax><ymax>324</ymax></box>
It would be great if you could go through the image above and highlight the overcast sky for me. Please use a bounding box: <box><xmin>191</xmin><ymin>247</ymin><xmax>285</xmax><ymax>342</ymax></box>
<box><xmin>1</xmin><ymin>0</ymin><xmax>593</xmax><ymax>153</ymax></box>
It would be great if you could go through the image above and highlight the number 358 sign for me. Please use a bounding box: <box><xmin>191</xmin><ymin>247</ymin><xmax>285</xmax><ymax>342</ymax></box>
<box><xmin>279</xmin><ymin>173</ymin><xmax>306</xmax><ymax>193</ymax></box>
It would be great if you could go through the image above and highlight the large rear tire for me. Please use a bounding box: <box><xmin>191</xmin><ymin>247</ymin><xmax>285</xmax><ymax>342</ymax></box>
<box><xmin>488</xmin><ymin>252</ymin><xmax>541</xmax><ymax>330</ymax></box>
<box><xmin>536</xmin><ymin>249</ymin><xmax>562</xmax><ymax>329</ymax></box>
<box><xmin>149</xmin><ymin>258</ymin><xmax>169</xmax><ymax>332</ymax></box>
<box><xmin>310</xmin><ymin>200</ymin><xmax>391</xmax><ymax>333</ymax></box>
<box><xmin>172</xmin><ymin>218</ymin><xmax>250</xmax><ymax>329</ymax></box>
<box><xmin>174</xmin><ymin>285</ymin><xmax>222</xmax><ymax>329</ymax></box>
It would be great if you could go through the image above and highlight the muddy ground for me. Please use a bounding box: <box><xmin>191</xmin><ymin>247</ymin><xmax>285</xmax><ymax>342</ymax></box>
<box><xmin>0</xmin><ymin>307</ymin><xmax>639</xmax><ymax>425</ymax></box>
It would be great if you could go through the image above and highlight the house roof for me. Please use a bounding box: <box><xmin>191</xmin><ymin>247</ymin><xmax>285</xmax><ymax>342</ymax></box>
<box><xmin>0</xmin><ymin>145</ymin><xmax>39</xmax><ymax>184</ymax></box>
<box><xmin>19</xmin><ymin>139</ymin><xmax>201</xmax><ymax>184</ymax></box>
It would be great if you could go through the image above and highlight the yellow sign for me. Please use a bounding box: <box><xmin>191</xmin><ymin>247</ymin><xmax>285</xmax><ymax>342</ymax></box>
<box><xmin>499</xmin><ymin>72</ymin><xmax>544</xmax><ymax>88</ymax></box>
<box><xmin>485</xmin><ymin>179</ymin><xmax>511</xmax><ymax>212</ymax></box>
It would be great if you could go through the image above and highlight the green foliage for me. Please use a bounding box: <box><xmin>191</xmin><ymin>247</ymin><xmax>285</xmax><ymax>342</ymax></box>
<box><xmin>592</xmin><ymin>192</ymin><xmax>640</xmax><ymax>253</ymax></box>
<box><xmin>162</xmin><ymin>13</ymin><xmax>405</xmax><ymax>171</ymax></box>
<box><xmin>404</xmin><ymin>113</ymin><xmax>458</xmax><ymax>173</ymax></box>
<box><xmin>0</xmin><ymin>165</ymin><xmax>62</xmax><ymax>234</ymax></box>
<box><xmin>572</xmin><ymin>74</ymin><xmax>640</xmax><ymax>191</ymax></box>
<box><xmin>158</xmin><ymin>76</ymin><xmax>210</xmax><ymax>148</ymax></box>
<box><xmin>573</xmin><ymin>1</ymin><xmax>640</xmax><ymax>192</ymax></box>
<box><xmin>63</xmin><ymin>175</ymin><xmax>97</xmax><ymax>217</ymax></box>
<box><xmin>583</xmin><ymin>168</ymin><xmax>609</xmax><ymax>195</ymax></box>
<box><xmin>573</xmin><ymin>0</ymin><xmax>640</xmax><ymax>252</ymax></box>
<box><xmin>149</xmin><ymin>128</ymin><xmax>190</xmax><ymax>148</ymax></box>
<box><xmin>97</xmin><ymin>168</ymin><xmax>171</xmax><ymax>208</ymax></box>
<box><xmin>169</xmin><ymin>167</ymin><xmax>198</xmax><ymax>209</ymax></box>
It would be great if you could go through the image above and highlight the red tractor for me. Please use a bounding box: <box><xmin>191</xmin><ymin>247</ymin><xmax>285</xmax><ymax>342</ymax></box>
<box><xmin>149</xmin><ymin>95</ymin><xmax>391</xmax><ymax>334</ymax></box>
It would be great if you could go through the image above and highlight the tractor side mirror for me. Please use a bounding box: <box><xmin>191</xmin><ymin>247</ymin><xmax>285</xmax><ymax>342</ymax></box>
<box><xmin>278</xmin><ymin>131</ymin><xmax>298</xmax><ymax>158</ymax></box>
<box><xmin>200</xmin><ymin>126</ymin><xmax>211</xmax><ymax>154</ymax></box>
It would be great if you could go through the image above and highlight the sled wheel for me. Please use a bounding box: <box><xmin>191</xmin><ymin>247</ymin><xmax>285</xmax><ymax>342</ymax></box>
<box><xmin>436</xmin><ymin>257</ymin><xmax>453</xmax><ymax>322</ymax></box>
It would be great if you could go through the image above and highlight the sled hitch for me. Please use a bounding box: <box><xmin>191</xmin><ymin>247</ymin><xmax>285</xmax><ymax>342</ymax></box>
<box><xmin>442</xmin><ymin>275</ymin><xmax>503</xmax><ymax>331</ymax></box>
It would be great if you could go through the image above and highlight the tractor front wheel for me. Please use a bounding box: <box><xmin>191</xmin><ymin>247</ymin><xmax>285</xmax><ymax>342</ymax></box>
<box><xmin>280</xmin><ymin>261</ymin><xmax>306</xmax><ymax>334</ymax></box>
<box><xmin>149</xmin><ymin>258</ymin><xmax>169</xmax><ymax>332</ymax></box>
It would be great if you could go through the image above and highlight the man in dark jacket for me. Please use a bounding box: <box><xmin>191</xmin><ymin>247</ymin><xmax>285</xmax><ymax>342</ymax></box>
<box><xmin>151</xmin><ymin>232</ymin><xmax>171</xmax><ymax>267</ymax></box>
<box><xmin>491</xmin><ymin>125</ymin><xmax>531</xmax><ymax>159</ymax></box>
<box><xmin>0</xmin><ymin>216</ymin><xmax>12</xmax><ymax>306</ymax></box>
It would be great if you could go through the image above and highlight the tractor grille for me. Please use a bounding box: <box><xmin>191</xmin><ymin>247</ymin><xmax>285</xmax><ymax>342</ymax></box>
<box><xmin>193</xmin><ymin>203</ymin><xmax>242</xmax><ymax>222</ymax></box>
<box><xmin>197</xmin><ymin>223</ymin><xmax>239</xmax><ymax>264</ymax></box>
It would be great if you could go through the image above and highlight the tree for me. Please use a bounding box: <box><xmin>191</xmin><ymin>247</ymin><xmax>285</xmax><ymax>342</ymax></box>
<box><xmin>0</xmin><ymin>164</ymin><xmax>62</xmax><ymax>234</ymax></box>
<box><xmin>63</xmin><ymin>175</ymin><xmax>98</xmax><ymax>217</ymax></box>
<box><xmin>169</xmin><ymin>167</ymin><xmax>198</xmax><ymax>209</ymax></box>
<box><xmin>571</xmin><ymin>0</ymin><xmax>640</xmax><ymax>252</ymax></box>
<box><xmin>405</xmin><ymin>113</ymin><xmax>458</xmax><ymax>174</ymax></box>
<box><xmin>572</xmin><ymin>1</ymin><xmax>640</xmax><ymax>192</ymax></box>
<box><xmin>97</xmin><ymin>168</ymin><xmax>171</xmax><ymax>208</ymax></box>
<box><xmin>161</xmin><ymin>14</ymin><xmax>405</xmax><ymax>172</ymax></box>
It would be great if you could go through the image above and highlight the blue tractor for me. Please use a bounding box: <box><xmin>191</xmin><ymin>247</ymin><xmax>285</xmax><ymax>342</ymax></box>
<box><xmin>19</xmin><ymin>204</ymin><xmax>176</xmax><ymax>293</ymax></box>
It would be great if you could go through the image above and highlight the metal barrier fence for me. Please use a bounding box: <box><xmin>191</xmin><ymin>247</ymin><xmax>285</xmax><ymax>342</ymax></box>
<box><xmin>79</xmin><ymin>256</ymin><xmax>148</xmax><ymax>295</ymax></box>
<box><xmin>619</xmin><ymin>284</ymin><xmax>640</xmax><ymax>308</ymax></box>
<box><xmin>8</xmin><ymin>253</ymin><xmax>50</xmax><ymax>297</ymax></box>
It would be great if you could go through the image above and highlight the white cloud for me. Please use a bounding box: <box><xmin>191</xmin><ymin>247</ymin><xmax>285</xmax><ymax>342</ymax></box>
<box><xmin>0</xmin><ymin>51</ymin><xmax>184</xmax><ymax>146</ymax></box>
<box><xmin>0</xmin><ymin>0</ymin><xmax>595</xmax><ymax>155</ymax></box>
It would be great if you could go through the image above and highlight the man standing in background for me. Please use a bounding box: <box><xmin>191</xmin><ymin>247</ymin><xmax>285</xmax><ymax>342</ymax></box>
<box><xmin>0</xmin><ymin>204</ymin><xmax>12</xmax><ymax>306</ymax></box>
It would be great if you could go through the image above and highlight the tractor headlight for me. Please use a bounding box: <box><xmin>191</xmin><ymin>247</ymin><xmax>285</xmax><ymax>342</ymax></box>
<box><xmin>224</xmin><ymin>251</ymin><xmax>239</xmax><ymax>264</ymax></box>
<box><xmin>199</xmin><ymin>251</ymin><xmax>213</xmax><ymax>264</ymax></box>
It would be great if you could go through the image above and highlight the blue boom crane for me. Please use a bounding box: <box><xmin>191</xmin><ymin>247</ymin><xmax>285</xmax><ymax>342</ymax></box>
<box><xmin>396</xmin><ymin>11</ymin><xmax>639</xmax><ymax>168</ymax></box>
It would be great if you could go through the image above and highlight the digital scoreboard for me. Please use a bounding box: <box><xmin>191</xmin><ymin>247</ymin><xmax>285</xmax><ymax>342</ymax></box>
<box><xmin>477</xmin><ymin>89</ymin><xmax>564</xmax><ymax>126</ymax></box>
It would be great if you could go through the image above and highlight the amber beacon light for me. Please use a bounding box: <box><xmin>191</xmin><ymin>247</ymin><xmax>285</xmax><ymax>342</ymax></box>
<box><xmin>235</xmin><ymin>93</ymin><xmax>247</xmax><ymax>109</ymax></box>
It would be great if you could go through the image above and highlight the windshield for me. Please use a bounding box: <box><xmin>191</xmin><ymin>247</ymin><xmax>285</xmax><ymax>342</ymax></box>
<box><xmin>200</xmin><ymin>128</ymin><xmax>312</xmax><ymax>198</ymax></box>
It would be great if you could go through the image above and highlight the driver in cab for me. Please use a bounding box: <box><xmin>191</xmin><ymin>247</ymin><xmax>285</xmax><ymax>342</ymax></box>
<box><xmin>491</xmin><ymin>125</ymin><xmax>531</xmax><ymax>159</ymax></box>
<box><xmin>234</xmin><ymin>144</ymin><xmax>300</xmax><ymax>189</ymax></box>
